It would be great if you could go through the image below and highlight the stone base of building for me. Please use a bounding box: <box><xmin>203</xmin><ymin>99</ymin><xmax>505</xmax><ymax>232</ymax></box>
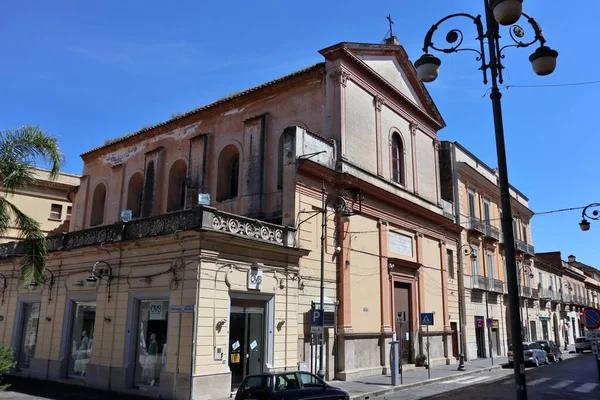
<box><xmin>334</xmin><ymin>332</ymin><xmax>394</xmax><ymax>381</ymax></box>
<box><xmin>191</xmin><ymin>372</ymin><xmax>232</xmax><ymax>400</ymax></box>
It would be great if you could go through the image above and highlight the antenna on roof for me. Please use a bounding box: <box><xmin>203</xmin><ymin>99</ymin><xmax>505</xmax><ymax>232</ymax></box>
<box><xmin>384</xmin><ymin>14</ymin><xmax>400</xmax><ymax>45</ymax></box>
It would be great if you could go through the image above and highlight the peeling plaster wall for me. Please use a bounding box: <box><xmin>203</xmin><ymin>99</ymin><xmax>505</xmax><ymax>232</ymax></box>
<box><xmin>73</xmin><ymin>72</ymin><xmax>325</xmax><ymax>230</ymax></box>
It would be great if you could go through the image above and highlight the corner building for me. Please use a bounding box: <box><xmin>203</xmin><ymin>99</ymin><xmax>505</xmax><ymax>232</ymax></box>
<box><xmin>0</xmin><ymin>37</ymin><xmax>461</xmax><ymax>399</ymax></box>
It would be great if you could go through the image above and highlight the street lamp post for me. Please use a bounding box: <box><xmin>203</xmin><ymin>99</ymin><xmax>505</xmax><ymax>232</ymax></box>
<box><xmin>457</xmin><ymin>245</ymin><xmax>477</xmax><ymax>371</ymax></box>
<box><xmin>579</xmin><ymin>203</ymin><xmax>600</xmax><ymax>231</ymax></box>
<box><xmin>414</xmin><ymin>2</ymin><xmax>558</xmax><ymax>398</ymax></box>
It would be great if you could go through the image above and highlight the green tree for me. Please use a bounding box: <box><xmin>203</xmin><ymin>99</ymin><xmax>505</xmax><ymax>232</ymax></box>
<box><xmin>0</xmin><ymin>345</ymin><xmax>15</xmax><ymax>390</ymax></box>
<box><xmin>0</xmin><ymin>125</ymin><xmax>64</xmax><ymax>285</ymax></box>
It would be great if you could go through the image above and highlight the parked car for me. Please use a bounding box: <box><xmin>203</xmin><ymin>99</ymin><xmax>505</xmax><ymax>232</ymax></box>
<box><xmin>575</xmin><ymin>337</ymin><xmax>592</xmax><ymax>353</ymax></box>
<box><xmin>536</xmin><ymin>340</ymin><xmax>563</xmax><ymax>362</ymax></box>
<box><xmin>234</xmin><ymin>371</ymin><xmax>350</xmax><ymax>400</ymax></box>
<box><xmin>507</xmin><ymin>342</ymin><xmax>548</xmax><ymax>367</ymax></box>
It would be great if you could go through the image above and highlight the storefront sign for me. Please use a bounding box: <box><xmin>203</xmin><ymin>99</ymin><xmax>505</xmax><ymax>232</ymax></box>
<box><xmin>149</xmin><ymin>302</ymin><xmax>166</xmax><ymax>320</ymax></box>
<box><xmin>248</xmin><ymin>269</ymin><xmax>263</xmax><ymax>290</ymax></box>
<box><xmin>492</xmin><ymin>319</ymin><xmax>499</xmax><ymax>329</ymax></box>
<box><xmin>389</xmin><ymin>232</ymin><xmax>413</xmax><ymax>257</ymax></box>
<box><xmin>474</xmin><ymin>316</ymin><xmax>484</xmax><ymax>328</ymax></box>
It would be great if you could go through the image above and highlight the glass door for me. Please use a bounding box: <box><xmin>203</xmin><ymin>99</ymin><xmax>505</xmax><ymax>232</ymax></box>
<box><xmin>68</xmin><ymin>302</ymin><xmax>96</xmax><ymax>378</ymax></box>
<box><xmin>17</xmin><ymin>302</ymin><xmax>40</xmax><ymax>370</ymax></box>
<box><xmin>229</xmin><ymin>300</ymin><xmax>265</xmax><ymax>388</ymax></box>
<box><xmin>134</xmin><ymin>300</ymin><xmax>169</xmax><ymax>388</ymax></box>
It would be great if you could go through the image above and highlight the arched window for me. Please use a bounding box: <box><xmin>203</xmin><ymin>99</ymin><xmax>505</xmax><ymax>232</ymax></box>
<box><xmin>217</xmin><ymin>145</ymin><xmax>240</xmax><ymax>201</ymax></box>
<box><xmin>277</xmin><ymin>134</ymin><xmax>284</xmax><ymax>190</ymax></box>
<box><xmin>391</xmin><ymin>133</ymin><xmax>404</xmax><ymax>185</ymax></box>
<box><xmin>90</xmin><ymin>183</ymin><xmax>106</xmax><ymax>226</ymax></box>
<box><xmin>167</xmin><ymin>160</ymin><xmax>188</xmax><ymax>212</ymax></box>
<box><xmin>126</xmin><ymin>173</ymin><xmax>144</xmax><ymax>218</ymax></box>
<box><xmin>141</xmin><ymin>161</ymin><xmax>155</xmax><ymax>218</ymax></box>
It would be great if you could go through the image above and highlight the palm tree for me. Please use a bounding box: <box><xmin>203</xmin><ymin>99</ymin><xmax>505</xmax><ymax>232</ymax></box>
<box><xmin>0</xmin><ymin>125</ymin><xmax>64</xmax><ymax>285</ymax></box>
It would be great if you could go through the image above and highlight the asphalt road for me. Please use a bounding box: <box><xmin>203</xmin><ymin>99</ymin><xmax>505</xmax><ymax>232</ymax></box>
<box><xmin>383</xmin><ymin>352</ymin><xmax>600</xmax><ymax>400</ymax></box>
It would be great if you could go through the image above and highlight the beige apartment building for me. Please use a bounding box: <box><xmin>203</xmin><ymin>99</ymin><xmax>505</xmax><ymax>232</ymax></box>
<box><xmin>0</xmin><ymin>168</ymin><xmax>79</xmax><ymax>243</ymax></box>
<box><xmin>0</xmin><ymin>37</ymin><xmax>463</xmax><ymax>399</ymax></box>
<box><xmin>439</xmin><ymin>141</ymin><xmax>541</xmax><ymax>360</ymax></box>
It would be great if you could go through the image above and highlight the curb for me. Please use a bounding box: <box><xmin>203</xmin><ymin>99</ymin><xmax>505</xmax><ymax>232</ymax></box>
<box><xmin>348</xmin><ymin>365</ymin><xmax>504</xmax><ymax>400</ymax></box>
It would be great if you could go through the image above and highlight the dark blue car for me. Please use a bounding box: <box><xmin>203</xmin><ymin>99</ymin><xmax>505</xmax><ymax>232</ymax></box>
<box><xmin>234</xmin><ymin>371</ymin><xmax>350</xmax><ymax>400</ymax></box>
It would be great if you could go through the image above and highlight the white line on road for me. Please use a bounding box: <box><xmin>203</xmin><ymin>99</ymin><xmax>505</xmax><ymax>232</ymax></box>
<box><xmin>445</xmin><ymin>376</ymin><xmax>491</xmax><ymax>385</ymax></box>
<box><xmin>527</xmin><ymin>377</ymin><xmax>551</xmax><ymax>386</ymax></box>
<box><xmin>574</xmin><ymin>382</ymin><xmax>599</xmax><ymax>393</ymax></box>
<box><xmin>550</xmin><ymin>380</ymin><xmax>575</xmax><ymax>389</ymax></box>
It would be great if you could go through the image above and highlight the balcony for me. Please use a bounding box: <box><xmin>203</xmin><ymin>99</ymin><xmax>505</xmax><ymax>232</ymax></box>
<box><xmin>531</xmin><ymin>288</ymin><xmax>539</xmax><ymax>298</ymax></box>
<box><xmin>520</xmin><ymin>286</ymin><xmax>532</xmax><ymax>298</ymax></box>
<box><xmin>0</xmin><ymin>205</ymin><xmax>297</xmax><ymax>260</ymax></box>
<box><xmin>441</xmin><ymin>199</ymin><xmax>455</xmax><ymax>222</ymax></box>
<box><xmin>515</xmin><ymin>239</ymin><xmax>528</xmax><ymax>253</ymax></box>
<box><xmin>491</xmin><ymin>278</ymin><xmax>504</xmax><ymax>293</ymax></box>
<box><xmin>483</xmin><ymin>224</ymin><xmax>500</xmax><ymax>241</ymax></box>
<box><xmin>471</xmin><ymin>275</ymin><xmax>489</xmax><ymax>290</ymax></box>
<box><xmin>463</xmin><ymin>215</ymin><xmax>486</xmax><ymax>235</ymax></box>
<box><xmin>539</xmin><ymin>288</ymin><xmax>556</xmax><ymax>301</ymax></box>
<box><xmin>526</xmin><ymin>244</ymin><xmax>535</xmax><ymax>256</ymax></box>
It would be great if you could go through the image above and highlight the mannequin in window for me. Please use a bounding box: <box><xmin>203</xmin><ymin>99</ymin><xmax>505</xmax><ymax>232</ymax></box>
<box><xmin>142</xmin><ymin>333</ymin><xmax>159</xmax><ymax>386</ymax></box>
<box><xmin>74</xmin><ymin>331</ymin><xmax>90</xmax><ymax>376</ymax></box>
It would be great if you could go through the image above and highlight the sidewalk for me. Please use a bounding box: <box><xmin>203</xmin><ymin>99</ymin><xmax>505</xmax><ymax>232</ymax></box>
<box><xmin>332</xmin><ymin>357</ymin><xmax>508</xmax><ymax>400</ymax></box>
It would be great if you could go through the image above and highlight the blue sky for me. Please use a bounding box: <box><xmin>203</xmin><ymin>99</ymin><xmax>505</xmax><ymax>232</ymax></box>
<box><xmin>1</xmin><ymin>1</ymin><xmax>599</xmax><ymax>266</ymax></box>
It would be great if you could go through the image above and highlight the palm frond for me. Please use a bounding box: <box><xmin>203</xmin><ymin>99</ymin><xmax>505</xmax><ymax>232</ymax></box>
<box><xmin>0</xmin><ymin>125</ymin><xmax>65</xmax><ymax>192</ymax></box>
<box><xmin>1</xmin><ymin>198</ymin><xmax>45</xmax><ymax>285</ymax></box>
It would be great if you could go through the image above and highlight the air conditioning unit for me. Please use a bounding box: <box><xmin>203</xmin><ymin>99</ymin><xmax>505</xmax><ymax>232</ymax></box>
<box><xmin>198</xmin><ymin>193</ymin><xmax>211</xmax><ymax>205</ymax></box>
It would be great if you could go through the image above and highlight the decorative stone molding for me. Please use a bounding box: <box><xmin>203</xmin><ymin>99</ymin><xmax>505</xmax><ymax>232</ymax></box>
<box><xmin>409</xmin><ymin>121</ymin><xmax>419</xmax><ymax>135</ymax></box>
<box><xmin>212</xmin><ymin>214</ymin><xmax>284</xmax><ymax>244</ymax></box>
<box><xmin>331</xmin><ymin>70</ymin><xmax>350</xmax><ymax>87</ymax></box>
<box><xmin>374</xmin><ymin>95</ymin><xmax>385</xmax><ymax>111</ymax></box>
<box><xmin>0</xmin><ymin>206</ymin><xmax>296</xmax><ymax>259</ymax></box>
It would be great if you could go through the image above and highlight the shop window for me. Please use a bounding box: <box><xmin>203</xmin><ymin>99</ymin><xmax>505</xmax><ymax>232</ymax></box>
<box><xmin>17</xmin><ymin>302</ymin><xmax>40</xmax><ymax>370</ymax></box>
<box><xmin>68</xmin><ymin>301</ymin><xmax>96</xmax><ymax>378</ymax></box>
<box><xmin>134</xmin><ymin>299</ymin><xmax>169</xmax><ymax>388</ymax></box>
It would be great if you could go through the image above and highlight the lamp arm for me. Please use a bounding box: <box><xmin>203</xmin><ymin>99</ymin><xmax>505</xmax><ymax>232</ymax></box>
<box><xmin>582</xmin><ymin>203</ymin><xmax>600</xmax><ymax>221</ymax></box>
<box><xmin>498</xmin><ymin>12</ymin><xmax>547</xmax><ymax>58</ymax></box>
<box><xmin>422</xmin><ymin>13</ymin><xmax>488</xmax><ymax>84</ymax></box>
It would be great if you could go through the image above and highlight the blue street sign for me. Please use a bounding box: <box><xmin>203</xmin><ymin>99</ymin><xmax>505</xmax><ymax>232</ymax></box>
<box><xmin>310</xmin><ymin>309</ymin><xmax>324</xmax><ymax>327</ymax></box>
<box><xmin>420</xmin><ymin>312</ymin><xmax>434</xmax><ymax>326</ymax></box>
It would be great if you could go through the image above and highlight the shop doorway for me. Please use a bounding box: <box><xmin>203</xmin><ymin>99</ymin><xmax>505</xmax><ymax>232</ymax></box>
<box><xmin>16</xmin><ymin>302</ymin><xmax>41</xmax><ymax>370</ymax></box>
<box><xmin>491</xmin><ymin>327</ymin><xmax>500</xmax><ymax>356</ymax></box>
<box><xmin>475</xmin><ymin>316</ymin><xmax>485</xmax><ymax>358</ymax></box>
<box><xmin>393</xmin><ymin>282</ymin><xmax>412</xmax><ymax>364</ymax></box>
<box><xmin>530</xmin><ymin>321</ymin><xmax>538</xmax><ymax>341</ymax></box>
<box><xmin>450</xmin><ymin>322</ymin><xmax>459</xmax><ymax>359</ymax></box>
<box><xmin>229</xmin><ymin>299</ymin><xmax>267</xmax><ymax>388</ymax></box>
<box><xmin>541</xmin><ymin>320</ymin><xmax>549</xmax><ymax>340</ymax></box>
<box><xmin>133</xmin><ymin>299</ymin><xmax>169</xmax><ymax>388</ymax></box>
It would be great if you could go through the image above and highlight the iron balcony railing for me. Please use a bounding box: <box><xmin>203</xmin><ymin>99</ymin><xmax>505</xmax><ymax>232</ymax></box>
<box><xmin>472</xmin><ymin>275</ymin><xmax>489</xmax><ymax>290</ymax></box>
<box><xmin>461</xmin><ymin>215</ymin><xmax>486</xmax><ymax>234</ymax></box>
<box><xmin>515</xmin><ymin>239</ymin><xmax>528</xmax><ymax>253</ymax></box>
<box><xmin>531</xmin><ymin>288</ymin><xmax>539</xmax><ymax>298</ymax></box>
<box><xmin>484</xmin><ymin>224</ymin><xmax>500</xmax><ymax>241</ymax></box>
<box><xmin>492</xmin><ymin>278</ymin><xmax>504</xmax><ymax>293</ymax></box>
<box><xmin>521</xmin><ymin>286</ymin><xmax>532</xmax><ymax>298</ymax></box>
<box><xmin>526</xmin><ymin>244</ymin><xmax>535</xmax><ymax>256</ymax></box>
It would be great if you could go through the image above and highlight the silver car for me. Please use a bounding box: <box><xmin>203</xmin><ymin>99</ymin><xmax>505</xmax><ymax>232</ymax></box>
<box><xmin>507</xmin><ymin>342</ymin><xmax>548</xmax><ymax>367</ymax></box>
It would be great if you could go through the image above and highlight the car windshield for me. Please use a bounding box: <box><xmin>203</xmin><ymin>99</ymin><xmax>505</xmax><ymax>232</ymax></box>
<box><xmin>243</xmin><ymin>376</ymin><xmax>271</xmax><ymax>391</ymax></box>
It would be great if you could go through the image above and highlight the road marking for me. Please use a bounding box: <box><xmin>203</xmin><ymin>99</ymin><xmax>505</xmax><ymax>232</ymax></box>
<box><xmin>444</xmin><ymin>375</ymin><xmax>491</xmax><ymax>384</ymax></box>
<box><xmin>574</xmin><ymin>382</ymin><xmax>599</xmax><ymax>393</ymax></box>
<box><xmin>528</xmin><ymin>377</ymin><xmax>551</xmax><ymax>386</ymax></box>
<box><xmin>550</xmin><ymin>380</ymin><xmax>575</xmax><ymax>389</ymax></box>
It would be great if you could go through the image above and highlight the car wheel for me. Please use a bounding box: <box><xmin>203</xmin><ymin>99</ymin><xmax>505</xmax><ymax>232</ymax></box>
<box><xmin>534</xmin><ymin>357</ymin><xmax>540</xmax><ymax>367</ymax></box>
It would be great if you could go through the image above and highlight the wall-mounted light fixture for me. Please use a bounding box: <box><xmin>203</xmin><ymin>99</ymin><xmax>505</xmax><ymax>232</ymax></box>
<box><xmin>139</xmin><ymin>276</ymin><xmax>152</xmax><ymax>284</ymax></box>
<box><xmin>104</xmin><ymin>316</ymin><xmax>112</xmax><ymax>323</ymax></box>
<box><xmin>87</xmin><ymin>261</ymin><xmax>114</xmax><ymax>302</ymax></box>
<box><xmin>28</xmin><ymin>270</ymin><xmax>55</xmax><ymax>303</ymax></box>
